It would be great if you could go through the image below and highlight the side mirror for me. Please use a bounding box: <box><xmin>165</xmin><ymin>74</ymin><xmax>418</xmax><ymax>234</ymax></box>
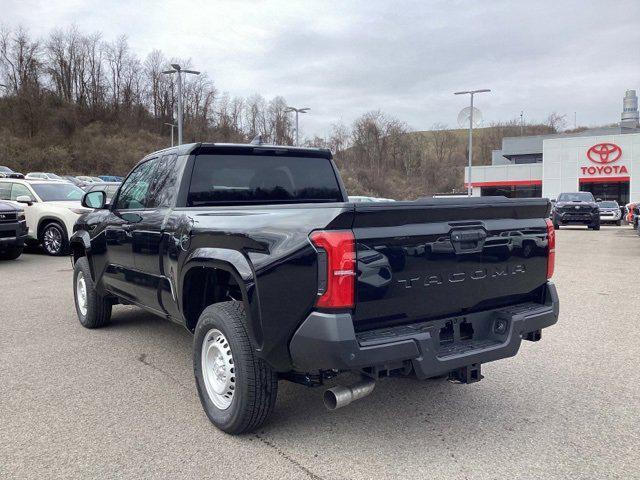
<box><xmin>82</xmin><ymin>190</ymin><xmax>107</xmax><ymax>209</ymax></box>
<box><xmin>16</xmin><ymin>195</ymin><xmax>34</xmax><ymax>206</ymax></box>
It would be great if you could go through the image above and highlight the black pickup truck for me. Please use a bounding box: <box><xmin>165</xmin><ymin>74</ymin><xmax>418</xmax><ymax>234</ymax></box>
<box><xmin>0</xmin><ymin>200</ymin><xmax>27</xmax><ymax>260</ymax></box>
<box><xmin>70</xmin><ymin>143</ymin><xmax>559</xmax><ymax>434</ymax></box>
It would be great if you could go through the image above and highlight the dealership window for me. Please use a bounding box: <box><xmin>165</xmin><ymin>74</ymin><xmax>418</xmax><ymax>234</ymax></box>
<box><xmin>580</xmin><ymin>181</ymin><xmax>629</xmax><ymax>204</ymax></box>
<box><xmin>507</xmin><ymin>154</ymin><xmax>542</xmax><ymax>164</ymax></box>
<box><xmin>480</xmin><ymin>185</ymin><xmax>542</xmax><ymax>198</ymax></box>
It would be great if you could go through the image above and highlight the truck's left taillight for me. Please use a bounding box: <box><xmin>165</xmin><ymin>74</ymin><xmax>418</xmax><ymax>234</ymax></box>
<box><xmin>545</xmin><ymin>218</ymin><xmax>555</xmax><ymax>279</ymax></box>
<box><xmin>309</xmin><ymin>230</ymin><xmax>355</xmax><ymax>309</ymax></box>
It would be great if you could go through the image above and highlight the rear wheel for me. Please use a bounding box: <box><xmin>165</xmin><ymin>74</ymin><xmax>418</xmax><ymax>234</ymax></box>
<box><xmin>194</xmin><ymin>301</ymin><xmax>278</xmax><ymax>434</ymax></box>
<box><xmin>41</xmin><ymin>221</ymin><xmax>68</xmax><ymax>256</ymax></box>
<box><xmin>0</xmin><ymin>246</ymin><xmax>23</xmax><ymax>260</ymax></box>
<box><xmin>73</xmin><ymin>256</ymin><xmax>112</xmax><ymax>328</ymax></box>
<box><xmin>616</xmin><ymin>220</ymin><xmax>622</xmax><ymax>226</ymax></box>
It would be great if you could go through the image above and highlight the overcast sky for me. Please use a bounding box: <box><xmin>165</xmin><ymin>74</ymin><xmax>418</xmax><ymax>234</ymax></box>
<box><xmin>4</xmin><ymin>0</ymin><xmax>640</xmax><ymax>138</ymax></box>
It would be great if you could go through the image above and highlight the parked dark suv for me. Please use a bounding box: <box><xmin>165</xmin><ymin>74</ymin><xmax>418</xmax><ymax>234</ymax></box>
<box><xmin>552</xmin><ymin>192</ymin><xmax>600</xmax><ymax>230</ymax></box>
<box><xmin>0</xmin><ymin>200</ymin><xmax>28</xmax><ymax>260</ymax></box>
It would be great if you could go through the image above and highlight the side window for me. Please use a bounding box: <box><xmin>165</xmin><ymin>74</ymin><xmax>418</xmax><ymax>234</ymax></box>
<box><xmin>0</xmin><ymin>182</ymin><xmax>11</xmax><ymax>200</ymax></box>
<box><xmin>147</xmin><ymin>154</ymin><xmax>185</xmax><ymax>208</ymax></box>
<box><xmin>114</xmin><ymin>159</ymin><xmax>158</xmax><ymax>210</ymax></box>
<box><xmin>11</xmin><ymin>183</ymin><xmax>33</xmax><ymax>201</ymax></box>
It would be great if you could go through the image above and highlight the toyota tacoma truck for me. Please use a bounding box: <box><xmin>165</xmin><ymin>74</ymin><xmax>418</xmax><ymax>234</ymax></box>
<box><xmin>70</xmin><ymin>142</ymin><xmax>559</xmax><ymax>434</ymax></box>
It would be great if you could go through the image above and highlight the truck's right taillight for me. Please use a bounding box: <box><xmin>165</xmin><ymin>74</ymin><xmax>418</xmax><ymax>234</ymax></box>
<box><xmin>545</xmin><ymin>218</ymin><xmax>555</xmax><ymax>279</ymax></box>
<box><xmin>309</xmin><ymin>230</ymin><xmax>355</xmax><ymax>309</ymax></box>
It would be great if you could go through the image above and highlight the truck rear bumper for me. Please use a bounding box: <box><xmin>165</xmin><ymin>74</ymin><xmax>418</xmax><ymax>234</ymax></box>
<box><xmin>289</xmin><ymin>282</ymin><xmax>559</xmax><ymax>379</ymax></box>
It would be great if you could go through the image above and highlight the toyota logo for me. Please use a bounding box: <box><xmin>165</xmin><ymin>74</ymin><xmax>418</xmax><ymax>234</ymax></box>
<box><xmin>587</xmin><ymin>143</ymin><xmax>622</xmax><ymax>164</ymax></box>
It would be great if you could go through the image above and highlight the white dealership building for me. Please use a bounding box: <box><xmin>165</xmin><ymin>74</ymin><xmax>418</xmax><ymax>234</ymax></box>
<box><xmin>465</xmin><ymin>90</ymin><xmax>640</xmax><ymax>204</ymax></box>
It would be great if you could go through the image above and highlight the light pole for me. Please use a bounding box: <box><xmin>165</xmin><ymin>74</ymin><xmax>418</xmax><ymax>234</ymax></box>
<box><xmin>164</xmin><ymin>122</ymin><xmax>176</xmax><ymax>147</ymax></box>
<box><xmin>285</xmin><ymin>106</ymin><xmax>310</xmax><ymax>146</ymax></box>
<box><xmin>454</xmin><ymin>89</ymin><xmax>491</xmax><ymax>196</ymax></box>
<box><xmin>162</xmin><ymin>64</ymin><xmax>200</xmax><ymax>145</ymax></box>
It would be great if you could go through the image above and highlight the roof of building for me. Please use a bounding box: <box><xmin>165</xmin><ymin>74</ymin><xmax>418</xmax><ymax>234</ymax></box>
<box><xmin>496</xmin><ymin>125</ymin><xmax>640</xmax><ymax>160</ymax></box>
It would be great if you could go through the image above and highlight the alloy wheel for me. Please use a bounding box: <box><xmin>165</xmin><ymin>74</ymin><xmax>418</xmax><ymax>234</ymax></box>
<box><xmin>43</xmin><ymin>225</ymin><xmax>63</xmax><ymax>255</ymax></box>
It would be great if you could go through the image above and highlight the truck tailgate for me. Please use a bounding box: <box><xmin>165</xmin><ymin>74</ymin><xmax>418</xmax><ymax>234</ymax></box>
<box><xmin>352</xmin><ymin>197</ymin><xmax>551</xmax><ymax>331</ymax></box>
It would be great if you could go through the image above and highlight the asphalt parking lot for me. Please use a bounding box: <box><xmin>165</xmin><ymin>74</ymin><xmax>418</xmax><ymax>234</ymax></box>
<box><xmin>1</xmin><ymin>227</ymin><xmax>639</xmax><ymax>480</ymax></box>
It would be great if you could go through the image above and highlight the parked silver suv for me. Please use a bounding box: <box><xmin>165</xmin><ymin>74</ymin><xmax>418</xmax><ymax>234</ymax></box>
<box><xmin>598</xmin><ymin>200</ymin><xmax>622</xmax><ymax>226</ymax></box>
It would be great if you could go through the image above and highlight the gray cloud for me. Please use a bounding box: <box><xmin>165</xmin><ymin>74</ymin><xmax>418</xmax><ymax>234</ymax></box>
<box><xmin>4</xmin><ymin>0</ymin><xmax>640</xmax><ymax>137</ymax></box>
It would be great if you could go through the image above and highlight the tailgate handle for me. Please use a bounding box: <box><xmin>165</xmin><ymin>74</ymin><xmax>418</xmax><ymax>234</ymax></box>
<box><xmin>450</xmin><ymin>229</ymin><xmax>487</xmax><ymax>254</ymax></box>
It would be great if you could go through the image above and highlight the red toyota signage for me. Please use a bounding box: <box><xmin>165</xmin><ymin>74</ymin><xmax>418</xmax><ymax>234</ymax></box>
<box><xmin>581</xmin><ymin>142</ymin><xmax>627</xmax><ymax>176</ymax></box>
<box><xmin>586</xmin><ymin>143</ymin><xmax>622</xmax><ymax>164</ymax></box>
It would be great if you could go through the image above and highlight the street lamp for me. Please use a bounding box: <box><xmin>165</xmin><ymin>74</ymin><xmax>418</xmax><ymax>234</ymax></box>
<box><xmin>284</xmin><ymin>106</ymin><xmax>310</xmax><ymax>146</ymax></box>
<box><xmin>162</xmin><ymin>64</ymin><xmax>200</xmax><ymax>145</ymax></box>
<box><xmin>164</xmin><ymin>122</ymin><xmax>177</xmax><ymax>147</ymax></box>
<box><xmin>454</xmin><ymin>89</ymin><xmax>491</xmax><ymax>196</ymax></box>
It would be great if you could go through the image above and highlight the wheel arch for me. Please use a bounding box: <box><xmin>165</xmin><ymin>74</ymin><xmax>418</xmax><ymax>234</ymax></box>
<box><xmin>37</xmin><ymin>216</ymin><xmax>68</xmax><ymax>240</ymax></box>
<box><xmin>180</xmin><ymin>248</ymin><xmax>262</xmax><ymax>349</ymax></box>
<box><xmin>70</xmin><ymin>230</ymin><xmax>94</xmax><ymax>278</ymax></box>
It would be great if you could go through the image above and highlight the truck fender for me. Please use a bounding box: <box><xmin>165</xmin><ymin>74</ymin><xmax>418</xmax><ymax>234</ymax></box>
<box><xmin>180</xmin><ymin>248</ymin><xmax>263</xmax><ymax>350</ymax></box>
<box><xmin>69</xmin><ymin>230</ymin><xmax>95</xmax><ymax>280</ymax></box>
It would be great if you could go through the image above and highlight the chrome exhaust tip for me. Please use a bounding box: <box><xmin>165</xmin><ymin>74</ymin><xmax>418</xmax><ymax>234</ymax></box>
<box><xmin>323</xmin><ymin>376</ymin><xmax>376</xmax><ymax>410</ymax></box>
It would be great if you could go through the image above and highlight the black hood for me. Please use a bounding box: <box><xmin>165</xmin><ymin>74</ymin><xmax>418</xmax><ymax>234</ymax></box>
<box><xmin>556</xmin><ymin>201</ymin><xmax>597</xmax><ymax>208</ymax></box>
<box><xmin>0</xmin><ymin>200</ymin><xmax>20</xmax><ymax>212</ymax></box>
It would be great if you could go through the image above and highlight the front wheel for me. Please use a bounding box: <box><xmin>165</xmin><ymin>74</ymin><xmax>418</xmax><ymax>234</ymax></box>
<box><xmin>194</xmin><ymin>302</ymin><xmax>278</xmax><ymax>434</ymax></box>
<box><xmin>73</xmin><ymin>256</ymin><xmax>112</xmax><ymax>328</ymax></box>
<box><xmin>41</xmin><ymin>222</ymin><xmax>68</xmax><ymax>256</ymax></box>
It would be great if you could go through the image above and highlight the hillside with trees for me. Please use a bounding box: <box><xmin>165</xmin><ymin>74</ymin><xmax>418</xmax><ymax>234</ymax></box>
<box><xmin>1</xmin><ymin>26</ymin><xmax>571</xmax><ymax>199</ymax></box>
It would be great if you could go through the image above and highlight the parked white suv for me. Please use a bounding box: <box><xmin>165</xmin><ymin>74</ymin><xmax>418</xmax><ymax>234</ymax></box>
<box><xmin>0</xmin><ymin>179</ymin><xmax>92</xmax><ymax>255</ymax></box>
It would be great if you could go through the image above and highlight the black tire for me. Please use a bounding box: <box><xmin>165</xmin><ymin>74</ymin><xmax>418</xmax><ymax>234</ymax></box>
<box><xmin>0</xmin><ymin>246</ymin><xmax>23</xmax><ymax>260</ymax></box>
<box><xmin>40</xmin><ymin>221</ymin><xmax>69</xmax><ymax>256</ymax></box>
<box><xmin>73</xmin><ymin>256</ymin><xmax>112</xmax><ymax>328</ymax></box>
<box><xmin>592</xmin><ymin>223</ymin><xmax>600</xmax><ymax>231</ymax></box>
<box><xmin>194</xmin><ymin>301</ymin><xmax>278</xmax><ymax>434</ymax></box>
<box><xmin>616</xmin><ymin>220</ymin><xmax>622</xmax><ymax>226</ymax></box>
<box><xmin>553</xmin><ymin>223</ymin><xmax>560</xmax><ymax>230</ymax></box>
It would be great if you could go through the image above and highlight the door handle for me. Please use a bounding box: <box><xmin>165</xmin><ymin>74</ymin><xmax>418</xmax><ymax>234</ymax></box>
<box><xmin>450</xmin><ymin>228</ymin><xmax>487</xmax><ymax>254</ymax></box>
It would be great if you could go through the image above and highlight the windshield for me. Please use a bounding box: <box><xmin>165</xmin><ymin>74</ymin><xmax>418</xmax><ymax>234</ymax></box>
<box><xmin>47</xmin><ymin>173</ymin><xmax>63</xmax><ymax>180</ymax></box>
<box><xmin>32</xmin><ymin>183</ymin><xmax>84</xmax><ymax>202</ymax></box>
<box><xmin>0</xmin><ymin>166</ymin><xmax>13</xmax><ymax>173</ymax></box>
<box><xmin>598</xmin><ymin>201</ymin><xmax>618</xmax><ymax>208</ymax></box>
<box><xmin>558</xmin><ymin>192</ymin><xmax>594</xmax><ymax>202</ymax></box>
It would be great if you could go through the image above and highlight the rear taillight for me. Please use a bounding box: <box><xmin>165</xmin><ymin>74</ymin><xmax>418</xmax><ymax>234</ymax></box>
<box><xmin>309</xmin><ymin>230</ymin><xmax>355</xmax><ymax>309</ymax></box>
<box><xmin>545</xmin><ymin>218</ymin><xmax>555</xmax><ymax>279</ymax></box>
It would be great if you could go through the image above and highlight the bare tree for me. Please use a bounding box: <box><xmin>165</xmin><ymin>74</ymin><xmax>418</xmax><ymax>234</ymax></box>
<box><xmin>0</xmin><ymin>26</ymin><xmax>41</xmax><ymax>94</ymax></box>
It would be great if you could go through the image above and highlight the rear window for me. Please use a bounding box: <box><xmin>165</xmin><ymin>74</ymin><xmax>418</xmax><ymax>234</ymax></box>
<box><xmin>598</xmin><ymin>201</ymin><xmax>618</xmax><ymax>208</ymax></box>
<box><xmin>187</xmin><ymin>154</ymin><xmax>343</xmax><ymax>206</ymax></box>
